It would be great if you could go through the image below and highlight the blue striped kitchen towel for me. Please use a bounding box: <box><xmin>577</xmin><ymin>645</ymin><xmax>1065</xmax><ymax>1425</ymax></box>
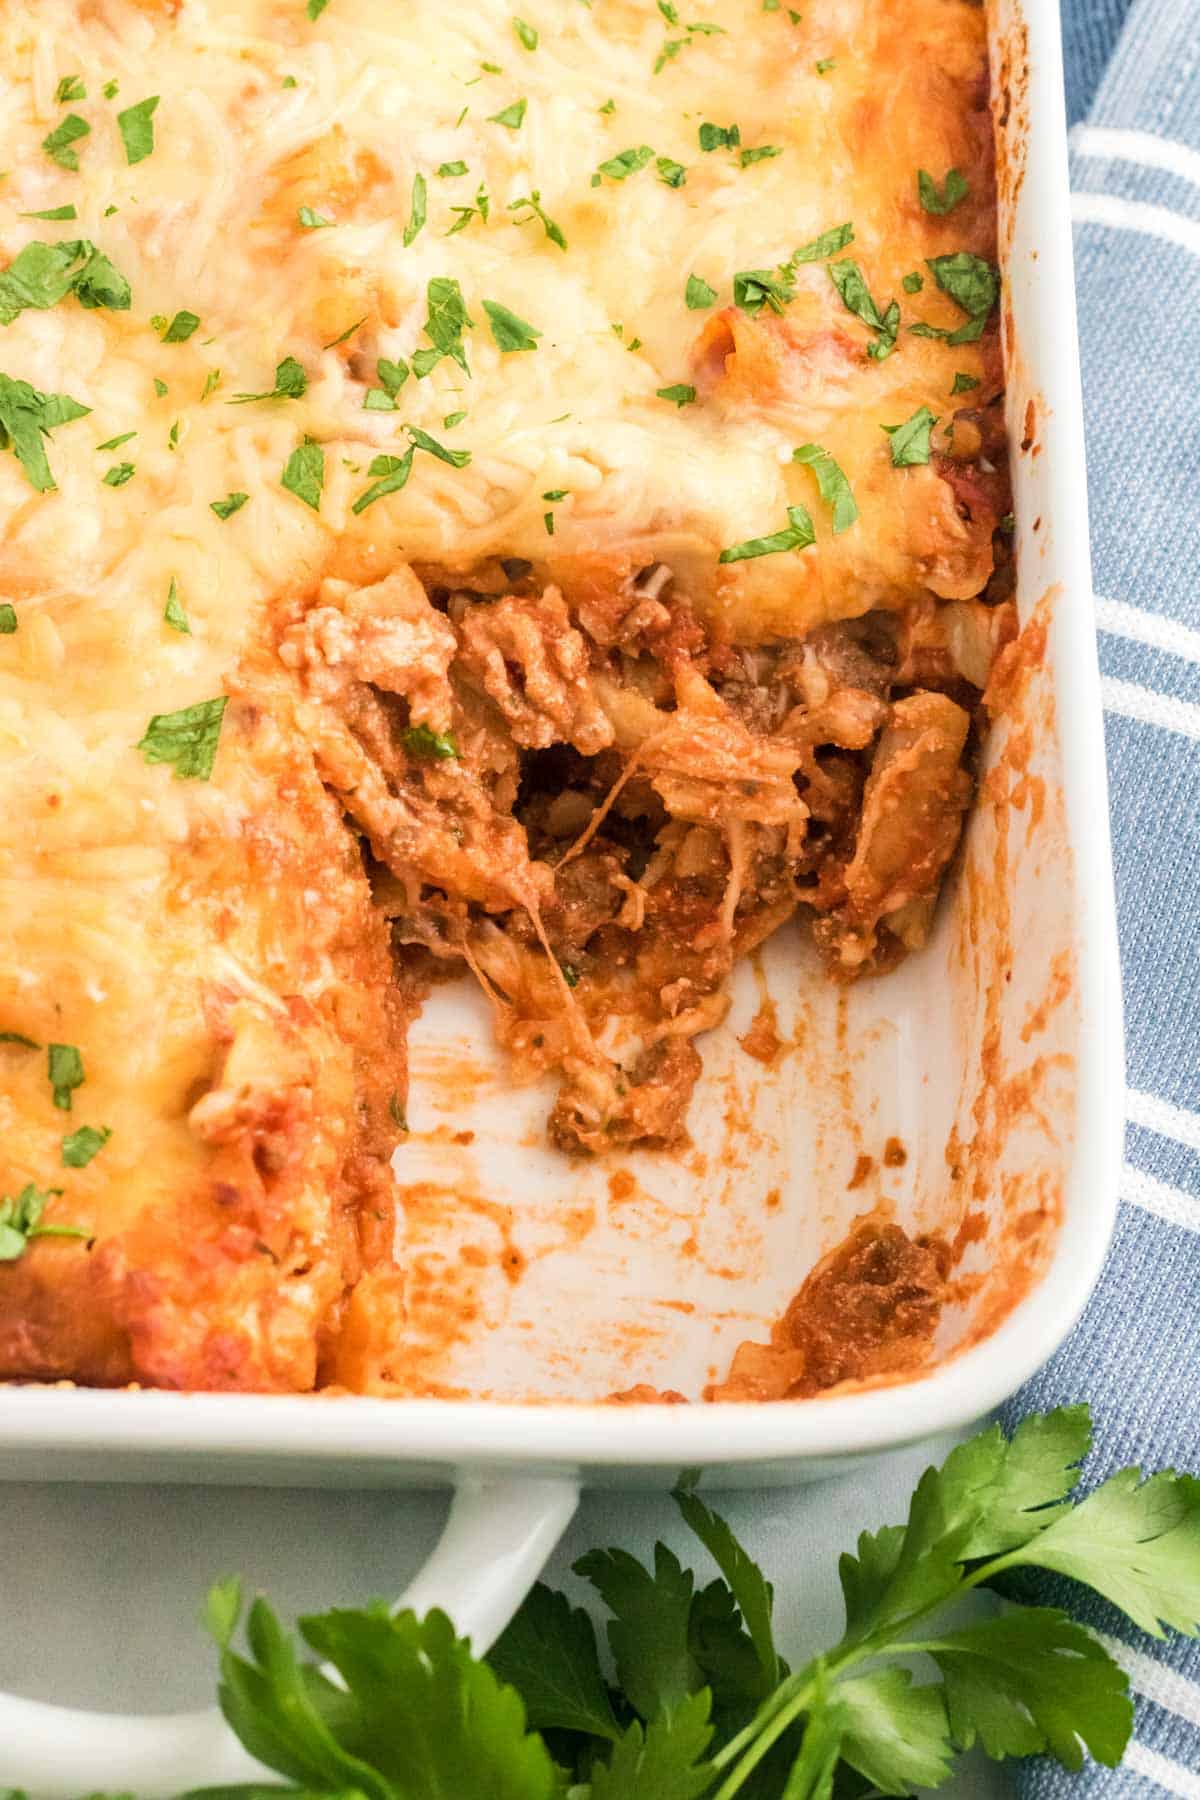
<box><xmin>1000</xmin><ymin>1</ymin><xmax>1200</xmax><ymax>1793</ymax></box>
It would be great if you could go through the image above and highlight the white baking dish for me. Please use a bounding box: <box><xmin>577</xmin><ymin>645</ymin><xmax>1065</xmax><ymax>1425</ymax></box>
<box><xmin>0</xmin><ymin>0</ymin><xmax>1123</xmax><ymax>1790</ymax></box>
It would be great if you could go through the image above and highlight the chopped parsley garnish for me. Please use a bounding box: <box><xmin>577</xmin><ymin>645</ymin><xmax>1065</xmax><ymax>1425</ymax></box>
<box><xmin>42</xmin><ymin>113</ymin><xmax>90</xmax><ymax>171</ymax></box>
<box><xmin>483</xmin><ymin>298</ymin><xmax>541</xmax><ymax>352</ymax></box>
<box><xmin>883</xmin><ymin>405</ymin><xmax>938</xmax><ymax>466</ymax></box>
<box><xmin>828</xmin><ymin>258</ymin><xmax>899</xmax><ymax>358</ymax></box>
<box><xmin>388</xmin><ymin>1092</ymin><xmax>408</xmax><ymax>1131</ymax></box>
<box><xmin>438</xmin><ymin>160</ymin><xmax>468</xmax><ymax>177</ymax></box>
<box><xmin>542</xmin><ymin>512</ymin><xmax>554</xmax><ymax>535</ymax></box>
<box><xmin>513</xmin><ymin>17</ymin><xmax>538</xmax><ymax>49</ymax></box>
<box><xmin>656</xmin><ymin>383</ymin><xmax>696</xmax><ymax>407</ymax></box>
<box><xmin>0</xmin><ymin>1185</ymin><xmax>88</xmax><ymax>1261</ymax></box>
<box><xmin>508</xmin><ymin>191</ymin><xmax>566</xmax><ymax>249</ymax></box>
<box><xmin>444</xmin><ymin>410</ymin><xmax>467</xmax><ymax>428</ymax></box>
<box><xmin>656</xmin><ymin>156</ymin><xmax>687</xmax><ymax>187</ymax></box>
<box><xmin>282</xmin><ymin>74</ymin><xmax>298</xmax><ymax>88</ymax></box>
<box><xmin>102</xmin><ymin>460</ymin><xmax>134</xmax><ymax>486</ymax></box>
<box><xmin>164</xmin><ymin>577</ymin><xmax>190</xmax><ymax>634</ymax></box>
<box><xmin>351</xmin><ymin>449</ymin><xmax>414</xmax><ymax>514</ymax></box>
<box><xmin>48</xmin><ymin>1042</ymin><xmax>84</xmax><ymax>1111</ymax></box>
<box><xmin>733</xmin><ymin>267</ymin><xmax>795</xmax><ymax>317</ymax></box>
<box><xmin>403</xmin><ymin>172</ymin><xmax>427</xmax><ymax>247</ymax></box>
<box><xmin>20</xmin><ymin>204</ymin><xmax>78</xmax><ymax>222</ymax></box>
<box><xmin>96</xmin><ymin>432</ymin><xmax>135</xmax><ymax>452</ymax></box>
<box><xmin>447</xmin><ymin>183</ymin><xmax>491</xmax><ymax>235</ymax></box>
<box><xmin>902</xmin><ymin>270</ymin><xmax>924</xmax><ymax>293</ymax></box>
<box><xmin>363</xmin><ymin>388</ymin><xmax>395</xmax><ymax>411</ymax></box>
<box><xmin>918</xmin><ymin>167</ymin><xmax>969</xmax><ymax>214</ymax></box>
<box><xmin>322</xmin><ymin>316</ymin><xmax>366</xmax><ymax>350</ymax></box>
<box><xmin>306</xmin><ymin>0</ymin><xmax>331</xmax><ymax>17</ymax></box>
<box><xmin>952</xmin><ymin>370</ymin><xmax>981</xmax><ymax>394</ymax></box>
<box><xmin>281</xmin><ymin>438</ymin><xmax>324</xmax><ymax>511</ymax></box>
<box><xmin>0</xmin><ymin>605</ymin><xmax>16</xmax><ymax>634</ymax></box>
<box><xmin>0</xmin><ymin>1031</ymin><xmax>38</xmax><ymax>1047</ymax></box>
<box><xmin>489</xmin><ymin>98</ymin><xmax>527</xmax><ymax>129</ymax></box>
<box><xmin>210</xmin><ymin>490</ymin><xmax>248</xmax><ymax>519</ymax></box>
<box><xmin>378</xmin><ymin>357</ymin><xmax>409</xmax><ymax>396</ymax></box>
<box><xmin>595</xmin><ymin>145</ymin><xmax>654</xmax><ymax>181</ymax></box>
<box><xmin>298</xmin><ymin>205</ymin><xmax>333</xmax><ymax>229</ymax></box>
<box><xmin>137</xmin><ymin>696</ymin><xmax>228</xmax><ymax>780</ymax></box>
<box><xmin>815</xmin><ymin>56</ymin><xmax>836</xmax><ymax>73</ymax></box>
<box><xmin>792</xmin><ymin>442</ymin><xmax>858</xmax><ymax>533</ymax></box>
<box><xmin>231</xmin><ymin>355</ymin><xmax>307</xmax><ymax>404</ymax></box>
<box><xmin>542</xmin><ymin>488</ymin><xmax>567</xmax><ymax>501</ymax></box>
<box><xmin>153</xmin><ymin>377</ymin><xmax>168</xmax><ymax>396</ymax></box>
<box><xmin>406</xmin><ymin>424</ymin><xmax>471</xmax><ymax>467</ymax></box>
<box><xmin>790</xmin><ymin>222</ymin><xmax>854</xmax><ymax>264</ymax></box>
<box><xmin>599</xmin><ymin>98</ymin><xmax>616</xmax><ymax>115</ymax></box>
<box><xmin>101</xmin><ymin>79</ymin><xmax>118</xmax><ymax>99</ymax></box>
<box><xmin>719</xmin><ymin>504</ymin><xmax>816</xmax><ymax>563</ymax></box>
<box><xmin>699</xmin><ymin>122</ymin><xmax>739</xmax><ymax>151</ymax></box>
<box><xmin>200</xmin><ymin>368</ymin><xmax>222</xmax><ymax>399</ymax></box>
<box><xmin>0</xmin><ymin>372</ymin><xmax>90</xmax><ymax>491</ymax></box>
<box><xmin>61</xmin><ymin>1124</ymin><xmax>110</xmax><ymax>1168</ymax></box>
<box><xmin>685</xmin><ymin>272</ymin><xmax>717</xmax><ymax>309</ymax></box>
<box><xmin>0</xmin><ymin>239</ymin><xmax>131</xmax><ymax>325</ymax></box>
<box><xmin>402</xmin><ymin>723</ymin><xmax>461</xmax><ymax>760</ymax></box>
<box><xmin>414</xmin><ymin>276</ymin><xmax>473</xmax><ymax>376</ymax></box>
<box><xmin>160</xmin><ymin>310</ymin><xmax>200</xmax><ymax>342</ymax></box>
<box><xmin>560</xmin><ymin>961</ymin><xmax>580</xmax><ymax>986</ymax></box>
<box><xmin>167</xmin><ymin>419</ymin><xmax>180</xmax><ymax>449</ymax></box>
<box><xmin>740</xmin><ymin>145</ymin><xmax>782</xmax><ymax>167</ymax></box>
<box><xmin>55</xmin><ymin>76</ymin><xmax>87</xmax><ymax>104</ymax></box>
<box><xmin>117</xmin><ymin>95</ymin><xmax>159</xmax><ymax>165</ymax></box>
<box><xmin>923</xmin><ymin>250</ymin><xmax>999</xmax><ymax>339</ymax></box>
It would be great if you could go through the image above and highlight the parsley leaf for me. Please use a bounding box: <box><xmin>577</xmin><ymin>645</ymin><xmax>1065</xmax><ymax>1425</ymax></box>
<box><xmin>699</xmin><ymin>122</ymin><xmax>740</xmax><ymax>151</ymax></box>
<box><xmin>416</xmin><ymin>276</ymin><xmax>473</xmax><ymax>376</ymax></box>
<box><xmin>42</xmin><ymin>113</ymin><xmax>90</xmax><ymax>171</ymax></box>
<box><xmin>351</xmin><ymin>448</ymin><xmax>414</xmax><ymax>514</ymax></box>
<box><xmin>298</xmin><ymin>205</ymin><xmax>333</xmax><ymax>229</ymax></box>
<box><xmin>0</xmin><ymin>1184</ymin><xmax>87</xmax><ymax>1261</ymax></box>
<box><xmin>911</xmin><ymin>251</ymin><xmax>1000</xmax><ymax>343</ymax></box>
<box><xmin>685</xmin><ymin>273</ymin><xmax>717</xmax><ymax>309</ymax></box>
<box><xmin>882</xmin><ymin>405</ymin><xmax>938</xmax><ymax>466</ymax></box>
<box><xmin>489</xmin><ymin>98</ymin><xmax>528</xmax><ymax>129</ymax></box>
<box><xmin>488</xmin><ymin>1583</ymin><xmax>621</xmax><ymax>1740</ymax></box>
<box><xmin>790</xmin><ymin>222</ymin><xmax>854</xmax><ymax>263</ymax></box>
<box><xmin>951</xmin><ymin>370</ymin><xmax>980</xmax><ymax>394</ymax></box>
<box><xmin>675</xmin><ymin>1488</ymin><xmax>780</xmax><ymax>1689</ymax></box>
<box><xmin>918</xmin><ymin>167</ymin><xmax>969</xmax><ymax>214</ymax></box>
<box><xmin>576</xmin><ymin>1543</ymin><xmax>700</xmax><ymax>1718</ymax></box>
<box><xmin>902</xmin><ymin>269</ymin><xmax>924</xmax><ymax>293</ymax></box>
<box><xmin>837</xmin><ymin>1667</ymin><xmax>954</xmax><ymax>1791</ymax></box>
<box><xmin>61</xmin><ymin>1124</ymin><xmax>111</xmax><ymax>1168</ymax></box>
<box><xmin>596</xmin><ymin>145</ymin><xmax>654</xmax><ymax>181</ymax></box>
<box><xmin>719</xmin><ymin>504</ymin><xmax>815</xmax><ymax>562</ymax></box>
<box><xmin>48</xmin><ymin>1042</ymin><xmax>84</xmax><ymax>1110</ymax></box>
<box><xmin>0</xmin><ymin>1031</ymin><xmax>38</xmax><ymax>1047</ymax></box>
<box><xmin>0</xmin><ymin>239</ymin><xmax>131</xmax><ymax>325</ymax></box>
<box><xmin>590</xmin><ymin>1691</ymin><xmax>714</xmax><ymax>1799</ymax></box>
<box><xmin>509</xmin><ymin>191</ymin><xmax>566</xmax><ymax>249</ymax></box>
<box><xmin>401</xmin><ymin>722</ymin><xmax>460</xmax><ymax>761</ymax></box>
<box><xmin>306</xmin><ymin>0</ymin><xmax>331</xmax><ymax>17</ymax></box>
<box><xmin>792</xmin><ymin>442</ymin><xmax>858</xmax><ymax>533</ymax></box>
<box><xmin>102</xmin><ymin>460</ymin><xmax>134</xmax><ymax>486</ymax></box>
<box><xmin>406</xmin><ymin>424</ymin><xmax>471</xmax><ymax>467</ymax></box>
<box><xmin>0</xmin><ymin>604</ymin><xmax>16</xmax><ymax>634</ymax></box>
<box><xmin>161</xmin><ymin>309</ymin><xmax>200</xmax><ymax>342</ymax></box>
<box><xmin>137</xmin><ymin>696</ymin><xmax>228</xmax><ymax>780</ymax></box>
<box><xmin>281</xmin><ymin>438</ymin><xmax>324</xmax><ymax>511</ymax></box>
<box><xmin>117</xmin><ymin>95</ymin><xmax>159</xmax><ymax>165</ymax></box>
<box><xmin>828</xmin><ymin>259</ymin><xmax>899</xmax><ymax>358</ymax></box>
<box><xmin>230</xmin><ymin>356</ymin><xmax>308</xmax><ymax>404</ymax></box>
<box><xmin>0</xmin><ymin>371</ymin><xmax>90</xmax><ymax>491</ymax></box>
<box><xmin>483</xmin><ymin>298</ymin><xmax>541</xmax><ymax>352</ymax></box>
<box><xmin>55</xmin><ymin>75</ymin><xmax>86</xmax><ymax>104</ymax></box>
<box><xmin>164</xmin><ymin>577</ymin><xmax>190</xmax><ymax>634</ymax></box>
<box><xmin>740</xmin><ymin>145</ymin><xmax>782</xmax><ymax>167</ymax></box>
<box><xmin>656</xmin><ymin>383</ymin><xmax>696</xmax><ymax>407</ymax></box>
<box><xmin>438</xmin><ymin>160</ymin><xmax>468</xmax><ymax>177</ymax></box>
<box><xmin>513</xmin><ymin>16</ymin><xmax>538</xmax><ymax>49</ymax></box>
<box><xmin>403</xmin><ymin>172</ymin><xmax>427</xmax><ymax>246</ymax></box>
<box><xmin>210</xmin><ymin>490</ymin><xmax>248</xmax><ymax>519</ymax></box>
<box><xmin>19</xmin><ymin>204</ymin><xmax>78</xmax><ymax>221</ymax></box>
<box><xmin>733</xmin><ymin>267</ymin><xmax>795</xmax><ymax>317</ymax></box>
<box><xmin>657</xmin><ymin>155</ymin><xmax>688</xmax><ymax>187</ymax></box>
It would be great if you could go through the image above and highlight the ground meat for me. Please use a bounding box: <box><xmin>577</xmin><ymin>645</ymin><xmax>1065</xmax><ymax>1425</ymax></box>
<box><xmin>708</xmin><ymin>1218</ymin><xmax>949</xmax><ymax>1401</ymax></box>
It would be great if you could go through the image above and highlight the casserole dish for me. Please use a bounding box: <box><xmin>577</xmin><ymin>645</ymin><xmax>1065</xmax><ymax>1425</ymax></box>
<box><xmin>0</xmin><ymin>0</ymin><xmax>1122</xmax><ymax>1790</ymax></box>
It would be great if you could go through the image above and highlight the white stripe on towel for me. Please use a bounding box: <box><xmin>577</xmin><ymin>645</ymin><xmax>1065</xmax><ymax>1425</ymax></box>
<box><xmin>1122</xmin><ymin>1165</ymin><xmax>1200</xmax><ymax>1234</ymax></box>
<box><xmin>1124</xmin><ymin>1740</ymin><xmax>1200</xmax><ymax>1800</ymax></box>
<box><xmin>1102</xmin><ymin>676</ymin><xmax>1200</xmax><ymax>741</ymax></box>
<box><xmin>1096</xmin><ymin>1632</ymin><xmax>1200</xmax><ymax>1731</ymax></box>
<box><xmin>1127</xmin><ymin>1088</ymin><xmax>1200</xmax><ymax>1153</ymax></box>
<box><xmin>1095</xmin><ymin>597</ymin><xmax>1200</xmax><ymax>668</ymax></box>
<box><xmin>1072</xmin><ymin>190</ymin><xmax>1200</xmax><ymax>260</ymax></box>
<box><xmin>1072</xmin><ymin>125</ymin><xmax>1200</xmax><ymax>194</ymax></box>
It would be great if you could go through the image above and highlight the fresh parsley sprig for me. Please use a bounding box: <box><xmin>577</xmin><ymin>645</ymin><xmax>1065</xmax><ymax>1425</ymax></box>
<box><xmin>165</xmin><ymin>1407</ymin><xmax>1200</xmax><ymax>1800</ymax></box>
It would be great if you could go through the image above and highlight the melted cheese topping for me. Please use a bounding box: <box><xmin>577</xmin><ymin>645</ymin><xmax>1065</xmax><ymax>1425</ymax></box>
<box><xmin>0</xmin><ymin>0</ymin><xmax>998</xmax><ymax>1388</ymax></box>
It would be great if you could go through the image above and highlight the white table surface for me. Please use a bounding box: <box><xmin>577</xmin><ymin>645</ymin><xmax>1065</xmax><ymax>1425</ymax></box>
<box><xmin>1</xmin><ymin>1426</ymin><xmax>1008</xmax><ymax>1798</ymax></box>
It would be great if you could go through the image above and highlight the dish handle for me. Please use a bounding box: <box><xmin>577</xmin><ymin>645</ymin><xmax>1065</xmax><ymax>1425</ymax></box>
<box><xmin>0</xmin><ymin>1472</ymin><xmax>580</xmax><ymax>1798</ymax></box>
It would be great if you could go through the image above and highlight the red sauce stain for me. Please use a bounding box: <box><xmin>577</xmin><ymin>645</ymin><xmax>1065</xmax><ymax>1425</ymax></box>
<box><xmin>848</xmin><ymin>1154</ymin><xmax>876</xmax><ymax>1191</ymax></box>
<box><xmin>882</xmin><ymin>1137</ymin><xmax>907</xmax><ymax>1169</ymax></box>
